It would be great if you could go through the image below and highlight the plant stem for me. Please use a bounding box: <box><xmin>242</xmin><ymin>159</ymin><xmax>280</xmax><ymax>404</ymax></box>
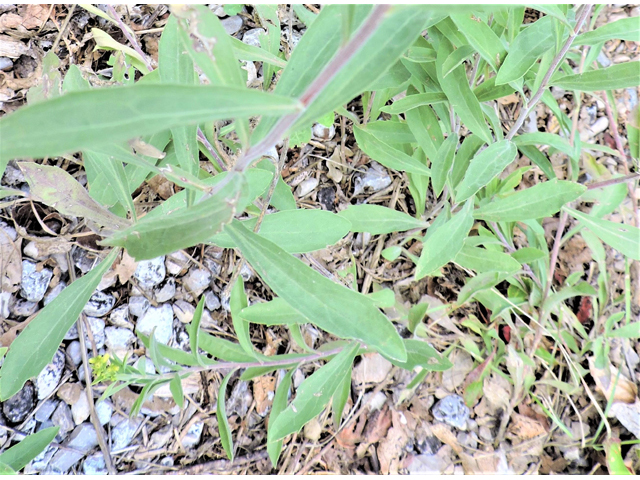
<box><xmin>234</xmin><ymin>5</ymin><xmax>392</xmax><ymax>173</ymax></box>
<box><xmin>197</xmin><ymin>128</ymin><xmax>226</xmax><ymax>172</ymax></box>
<box><xmin>506</xmin><ymin>5</ymin><xmax>593</xmax><ymax>141</ymax></box>
<box><xmin>586</xmin><ymin>173</ymin><xmax>640</xmax><ymax>190</ymax></box>
<box><xmin>108</xmin><ymin>5</ymin><xmax>154</xmax><ymax>72</ymax></box>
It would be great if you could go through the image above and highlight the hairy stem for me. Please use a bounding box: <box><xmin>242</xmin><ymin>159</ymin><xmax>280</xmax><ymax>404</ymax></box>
<box><xmin>506</xmin><ymin>5</ymin><xmax>593</xmax><ymax>141</ymax></box>
<box><xmin>107</xmin><ymin>5</ymin><xmax>154</xmax><ymax>72</ymax></box>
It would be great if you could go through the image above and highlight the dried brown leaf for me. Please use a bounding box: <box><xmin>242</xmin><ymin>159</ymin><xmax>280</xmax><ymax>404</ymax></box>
<box><xmin>589</xmin><ymin>357</ymin><xmax>638</xmax><ymax>404</ymax></box>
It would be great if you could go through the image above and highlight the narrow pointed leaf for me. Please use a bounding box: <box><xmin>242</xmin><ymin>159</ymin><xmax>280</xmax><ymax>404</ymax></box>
<box><xmin>269</xmin><ymin>342</ymin><xmax>359</xmax><ymax>441</ymax></box>
<box><xmin>380</xmin><ymin>92</ymin><xmax>447</xmax><ymax>115</ymax></box>
<box><xmin>383</xmin><ymin>339</ymin><xmax>453</xmax><ymax>372</ymax></box>
<box><xmin>475</xmin><ymin>179</ymin><xmax>587</xmax><ymax>222</ymax></box>
<box><xmin>456</xmin><ymin>140</ymin><xmax>517</xmax><ymax>202</ymax></box>
<box><xmin>353</xmin><ymin>125</ymin><xmax>431</xmax><ymax>176</ymax></box>
<box><xmin>267</xmin><ymin>368</ymin><xmax>295</xmax><ymax>467</ymax></box>
<box><xmin>217</xmin><ymin>371</ymin><xmax>235</xmax><ymax>461</ymax></box>
<box><xmin>230</xmin><ymin>277</ymin><xmax>257</xmax><ymax>358</ymax></box>
<box><xmin>225</xmin><ymin>221</ymin><xmax>407</xmax><ymax>362</ymax></box>
<box><xmin>552</xmin><ymin>62</ymin><xmax>640</xmax><ymax>91</ymax></box>
<box><xmin>416</xmin><ymin>201</ymin><xmax>474</xmax><ymax>280</ymax></box>
<box><xmin>332</xmin><ymin>368</ymin><xmax>352</xmax><ymax>430</ymax></box>
<box><xmin>566</xmin><ymin>208</ymin><xmax>640</xmax><ymax>260</ymax></box>
<box><xmin>103</xmin><ymin>173</ymin><xmax>245</xmax><ymax>260</ymax></box>
<box><xmin>495</xmin><ymin>16</ymin><xmax>556</xmax><ymax>85</ymax></box>
<box><xmin>169</xmin><ymin>374</ymin><xmax>185</xmax><ymax>409</ymax></box>
<box><xmin>574</xmin><ymin>18</ymin><xmax>640</xmax><ymax>46</ymax></box>
<box><xmin>455</xmin><ymin>245</ymin><xmax>521</xmax><ymax>273</ymax></box>
<box><xmin>432</xmin><ymin>134</ymin><xmax>458</xmax><ymax>196</ymax></box>
<box><xmin>0</xmin><ymin>85</ymin><xmax>300</xmax><ymax>163</ymax></box>
<box><xmin>451</xmin><ymin>13</ymin><xmax>507</xmax><ymax>72</ymax></box>
<box><xmin>442</xmin><ymin>45</ymin><xmax>476</xmax><ymax>78</ymax></box>
<box><xmin>0</xmin><ymin>249</ymin><xmax>118</xmax><ymax>400</ymax></box>
<box><xmin>0</xmin><ymin>426</ymin><xmax>59</xmax><ymax>471</ymax></box>
<box><xmin>337</xmin><ymin>204</ymin><xmax>427</xmax><ymax>235</ymax></box>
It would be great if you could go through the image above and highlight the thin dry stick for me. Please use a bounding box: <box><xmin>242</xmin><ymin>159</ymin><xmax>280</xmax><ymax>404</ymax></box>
<box><xmin>51</xmin><ymin>4</ymin><xmax>76</xmax><ymax>53</ymax></box>
<box><xmin>506</xmin><ymin>5</ymin><xmax>593</xmax><ymax>141</ymax></box>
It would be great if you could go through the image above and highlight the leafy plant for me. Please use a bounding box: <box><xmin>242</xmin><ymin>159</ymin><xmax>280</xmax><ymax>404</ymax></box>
<box><xmin>0</xmin><ymin>3</ymin><xmax>638</xmax><ymax>471</ymax></box>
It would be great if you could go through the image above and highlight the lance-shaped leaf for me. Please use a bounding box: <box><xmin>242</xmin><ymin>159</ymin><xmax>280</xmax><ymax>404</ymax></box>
<box><xmin>451</xmin><ymin>13</ymin><xmax>507</xmax><ymax>72</ymax></box>
<box><xmin>353</xmin><ymin>125</ymin><xmax>431</xmax><ymax>176</ymax></box>
<box><xmin>416</xmin><ymin>200</ymin><xmax>474</xmax><ymax>280</ymax></box>
<box><xmin>0</xmin><ymin>426</ymin><xmax>60</xmax><ymax>472</ymax></box>
<box><xmin>337</xmin><ymin>204</ymin><xmax>427</xmax><ymax>235</ymax></box>
<box><xmin>217</xmin><ymin>371</ymin><xmax>235</xmax><ymax>460</ymax></box>
<box><xmin>574</xmin><ymin>17</ymin><xmax>640</xmax><ymax>46</ymax></box>
<box><xmin>230</xmin><ymin>277</ymin><xmax>257</xmax><ymax>358</ymax></box>
<box><xmin>18</xmin><ymin>163</ymin><xmax>131</xmax><ymax>232</ymax></box>
<box><xmin>552</xmin><ymin>62</ymin><xmax>640</xmax><ymax>91</ymax></box>
<box><xmin>474</xmin><ymin>179</ymin><xmax>586</xmax><ymax>222</ymax></box>
<box><xmin>267</xmin><ymin>368</ymin><xmax>295</xmax><ymax>466</ymax></box>
<box><xmin>103</xmin><ymin>173</ymin><xmax>245</xmax><ymax>260</ymax></box>
<box><xmin>566</xmin><ymin>208</ymin><xmax>640</xmax><ymax>260</ymax></box>
<box><xmin>224</xmin><ymin>221</ymin><xmax>407</xmax><ymax>362</ymax></box>
<box><xmin>383</xmin><ymin>339</ymin><xmax>453</xmax><ymax>372</ymax></box>
<box><xmin>0</xmin><ymin>84</ymin><xmax>300</xmax><ymax>163</ymax></box>
<box><xmin>0</xmin><ymin>249</ymin><xmax>119</xmax><ymax>400</ymax></box>
<box><xmin>455</xmin><ymin>140</ymin><xmax>517</xmax><ymax>202</ymax></box>
<box><xmin>268</xmin><ymin>342</ymin><xmax>359</xmax><ymax>441</ymax></box>
<box><xmin>495</xmin><ymin>15</ymin><xmax>556</xmax><ymax>85</ymax></box>
<box><xmin>455</xmin><ymin>245</ymin><xmax>521</xmax><ymax>274</ymax></box>
<box><xmin>432</xmin><ymin>134</ymin><xmax>458</xmax><ymax>197</ymax></box>
<box><xmin>380</xmin><ymin>92</ymin><xmax>447</xmax><ymax>115</ymax></box>
<box><xmin>210</xmin><ymin>209</ymin><xmax>351</xmax><ymax>253</ymax></box>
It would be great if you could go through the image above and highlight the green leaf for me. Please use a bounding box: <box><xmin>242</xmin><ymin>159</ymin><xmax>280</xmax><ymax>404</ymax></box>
<box><xmin>474</xmin><ymin>179</ymin><xmax>587</xmax><ymax>222</ymax></box>
<box><xmin>211</xmin><ymin>209</ymin><xmax>351</xmax><ymax>254</ymax></box>
<box><xmin>27</xmin><ymin>51</ymin><xmax>61</xmax><ymax>104</ymax></box>
<box><xmin>364</xmin><ymin>120</ymin><xmax>416</xmax><ymax>145</ymax></box>
<box><xmin>544</xmin><ymin>282</ymin><xmax>597</xmax><ymax>312</ymax></box>
<box><xmin>188</xmin><ymin>296</ymin><xmax>206</xmax><ymax>365</ymax></box>
<box><xmin>0</xmin><ymin>461</ymin><xmax>16</xmax><ymax>474</ymax></box>
<box><xmin>103</xmin><ymin>173</ymin><xmax>245</xmax><ymax>260</ymax></box>
<box><xmin>517</xmin><ymin>144</ymin><xmax>556</xmax><ymax>180</ymax></box>
<box><xmin>432</xmin><ymin>134</ymin><xmax>458</xmax><ymax>197</ymax></box>
<box><xmin>608</xmin><ymin>322</ymin><xmax>640</xmax><ymax>339</ymax></box>
<box><xmin>455</xmin><ymin>140</ymin><xmax>517</xmax><ymax>202</ymax></box>
<box><xmin>379</xmin><ymin>92</ymin><xmax>447</xmax><ymax>115</ymax></box>
<box><xmin>451</xmin><ymin>134</ymin><xmax>484</xmax><ymax>188</ymax></box>
<box><xmin>513</xmin><ymin>132</ymin><xmax>575</xmax><ymax>158</ymax></box>
<box><xmin>18</xmin><ymin>162</ymin><xmax>131</xmax><ymax>232</ymax></box>
<box><xmin>225</xmin><ymin>221</ymin><xmax>407</xmax><ymax>362</ymax></box>
<box><xmin>416</xmin><ymin>200</ymin><xmax>474</xmax><ymax>279</ymax></box>
<box><xmin>565</xmin><ymin>208</ymin><xmax>640</xmax><ymax>260</ymax></box>
<box><xmin>230</xmin><ymin>36</ymin><xmax>287</xmax><ymax>68</ymax></box>
<box><xmin>0</xmin><ymin>85</ymin><xmax>300</xmax><ymax>163</ymax></box>
<box><xmin>83</xmin><ymin>149</ymin><xmax>136</xmax><ymax>219</ymax></box>
<box><xmin>408</xmin><ymin>303</ymin><xmax>428</xmax><ymax>333</ymax></box>
<box><xmin>91</xmin><ymin>28</ymin><xmax>150</xmax><ymax>74</ymax></box>
<box><xmin>367</xmin><ymin>60</ymin><xmax>412</xmax><ymax>91</ymax></box>
<box><xmin>495</xmin><ymin>16</ymin><xmax>556</xmax><ymax>85</ymax></box>
<box><xmin>383</xmin><ymin>339</ymin><xmax>453</xmax><ymax>372</ymax></box>
<box><xmin>458</xmin><ymin>271</ymin><xmax>513</xmax><ymax>305</ymax></box>
<box><xmin>217</xmin><ymin>371</ymin><xmax>235</xmax><ymax>461</ymax></box>
<box><xmin>367</xmin><ymin>288</ymin><xmax>396</xmax><ymax>308</ymax></box>
<box><xmin>552</xmin><ymin>62</ymin><xmax>640</xmax><ymax>91</ymax></box>
<box><xmin>269</xmin><ymin>342</ymin><xmax>359</xmax><ymax>441</ymax></box>
<box><xmin>604</xmin><ymin>438</ymin><xmax>634</xmax><ymax>475</ymax></box>
<box><xmin>0</xmin><ymin>249</ymin><xmax>118</xmax><ymax>400</ymax></box>
<box><xmin>511</xmin><ymin>247</ymin><xmax>546</xmax><ymax>264</ymax></box>
<box><xmin>267</xmin><ymin>368</ymin><xmax>295</xmax><ymax>467</ymax></box>
<box><xmin>230</xmin><ymin>276</ymin><xmax>257</xmax><ymax>358</ymax></box>
<box><xmin>0</xmin><ymin>427</ymin><xmax>59</xmax><ymax>472</ymax></box>
<box><xmin>455</xmin><ymin>245</ymin><xmax>521</xmax><ymax>274</ymax></box>
<box><xmin>255</xmin><ymin>5</ymin><xmax>281</xmax><ymax>91</ymax></box>
<box><xmin>292</xmin><ymin>4</ymin><xmax>317</xmax><ymax>27</ymax></box>
<box><xmin>574</xmin><ymin>18</ymin><xmax>640</xmax><ymax>46</ymax></box>
<box><xmin>332</xmin><ymin>368</ymin><xmax>352</xmax><ymax>430</ymax></box>
<box><xmin>473</xmin><ymin>76</ymin><xmax>516</xmax><ymax>103</ymax></box>
<box><xmin>442</xmin><ymin>45</ymin><xmax>476</xmax><ymax>79</ymax></box>
<box><xmin>451</xmin><ymin>13</ymin><xmax>507</xmax><ymax>72</ymax></box>
<box><xmin>337</xmin><ymin>204</ymin><xmax>427</xmax><ymax>235</ymax></box>
<box><xmin>353</xmin><ymin>125</ymin><xmax>431</xmax><ymax>176</ymax></box>
<box><xmin>169</xmin><ymin>374</ymin><xmax>185</xmax><ymax>409</ymax></box>
<box><xmin>138</xmin><ymin>333</ymin><xmax>204</xmax><ymax>367</ymax></box>
<box><xmin>198</xmin><ymin>332</ymin><xmax>260</xmax><ymax>363</ymax></box>
<box><xmin>436</xmin><ymin>37</ymin><xmax>493</xmax><ymax>144</ymax></box>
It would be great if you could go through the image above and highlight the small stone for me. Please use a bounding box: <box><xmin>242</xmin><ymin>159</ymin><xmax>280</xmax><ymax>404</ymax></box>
<box><xmin>317</xmin><ymin>187</ymin><xmax>335</xmax><ymax>211</ymax></box>
<box><xmin>312</xmin><ymin>122</ymin><xmax>335</xmax><ymax>141</ymax></box>
<box><xmin>2</xmin><ymin>382</ymin><xmax>35</xmax><ymax>423</ymax></box>
<box><xmin>240</xmin><ymin>263</ymin><xmax>253</xmax><ymax>282</ymax></box>
<box><xmin>0</xmin><ymin>57</ymin><xmax>12</xmax><ymax>71</ymax></box>
<box><xmin>47</xmin><ymin>423</ymin><xmax>99</xmax><ymax>474</ymax></box>
<box><xmin>228</xmin><ymin>380</ymin><xmax>252</xmax><ymax>416</ymax></box>
<box><xmin>242</xmin><ymin>27</ymin><xmax>265</xmax><ymax>48</ymax></box>
<box><xmin>580</xmin><ymin>116</ymin><xmax>609</xmax><ymax>142</ymax></box>
<box><xmin>105</xmin><ymin>327</ymin><xmax>135</xmax><ymax>355</ymax></box>
<box><xmin>10</xmin><ymin>298</ymin><xmax>38</xmax><ymax>317</ymax></box>
<box><xmin>134</xmin><ymin>256</ymin><xmax>166</xmax><ymax>290</ymax></box>
<box><xmin>221</xmin><ymin>15</ymin><xmax>242</xmax><ymax>35</ymax></box>
<box><xmin>155</xmin><ymin>277</ymin><xmax>175</xmax><ymax>303</ymax></box>
<box><xmin>296</xmin><ymin>177</ymin><xmax>319</xmax><ymax>197</ymax></box>
<box><xmin>95</xmin><ymin>400</ymin><xmax>113</xmax><ymax>426</ymax></box>
<box><xmin>2</xmin><ymin>162</ymin><xmax>24</xmax><ymax>185</ymax></box>
<box><xmin>183</xmin><ymin>268</ymin><xmax>211</xmax><ymax>297</ymax></box>
<box><xmin>112</xmin><ymin>416</ymin><xmax>142</xmax><ymax>450</ymax></box>
<box><xmin>432</xmin><ymin>395</ymin><xmax>470</xmax><ymax>430</ymax></box>
<box><xmin>136</xmin><ymin>304</ymin><xmax>174</xmax><ymax>344</ymax></box>
<box><xmin>51</xmin><ymin>402</ymin><xmax>74</xmax><ymax>438</ymax></box>
<box><xmin>64</xmin><ymin>323</ymin><xmax>79</xmax><ymax>340</ymax></box>
<box><xmin>160</xmin><ymin>456</ymin><xmax>174</xmax><ymax>467</ymax></box>
<box><xmin>173</xmin><ymin>299</ymin><xmax>195</xmax><ymax>324</ymax></box>
<box><xmin>36</xmin><ymin>350</ymin><xmax>65</xmax><ymax>400</ymax></box>
<box><xmin>35</xmin><ymin>399</ymin><xmax>59</xmax><ymax>423</ymax></box>
<box><xmin>84</xmin><ymin>316</ymin><xmax>106</xmax><ymax>349</ymax></box>
<box><xmin>83</xmin><ymin>291</ymin><xmax>115</xmax><ymax>317</ymax></box>
<box><xmin>182</xmin><ymin>422</ymin><xmax>203</xmax><ymax>448</ymax></box>
<box><xmin>57</xmin><ymin>383</ymin><xmax>83</xmax><ymax>405</ymax></box>
<box><xmin>597</xmin><ymin>51</ymin><xmax>612</xmax><ymax>67</ymax></box>
<box><xmin>353</xmin><ymin>162</ymin><xmax>392</xmax><ymax>196</ymax></box>
<box><xmin>83</xmin><ymin>453</ymin><xmax>107</xmax><ymax>475</ymax></box>
<box><xmin>67</xmin><ymin>341</ymin><xmax>83</xmax><ymax>366</ymax></box>
<box><xmin>109</xmin><ymin>304</ymin><xmax>130</xmax><ymax>327</ymax></box>
<box><xmin>0</xmin><ymin>291</ymin><xmax>10</xmax><ymax>318</ymax></box>
<box><xmin>165</xmin><ymin>251</ymin><xmax>190</xmax><ymax>276</ymax></box>
<box><xmin>128</xmin><ymin>296</ymin><xmax>150</xmax><ymax>317</ymax></box>
<box><xmin>72</xmin><ymin>248</ymin><xmax>99</xmax><ymax>274</ymax></box>
<box><xmin>20</xmin><ymin>260</ymin><xmax>53</xmax><ymax>302</ymax></box>
<box><xmin>204</xmin><ymin>290</ymin><xmax>221</xmax><ymax>311</ymax></box>
<box><xmin>71</xmin><ymin>391</ymin><xmax>91</xmax><ymax>425</ymax></box>
<box><xmin>24</xmin><ymin>444</ymin><xmax>57</xmax><ymax>474</ymax></box>
<box><xmin>43</xmin><ymin>282</ymin><xmax>66</xmax><ymax>306</ymax></box>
